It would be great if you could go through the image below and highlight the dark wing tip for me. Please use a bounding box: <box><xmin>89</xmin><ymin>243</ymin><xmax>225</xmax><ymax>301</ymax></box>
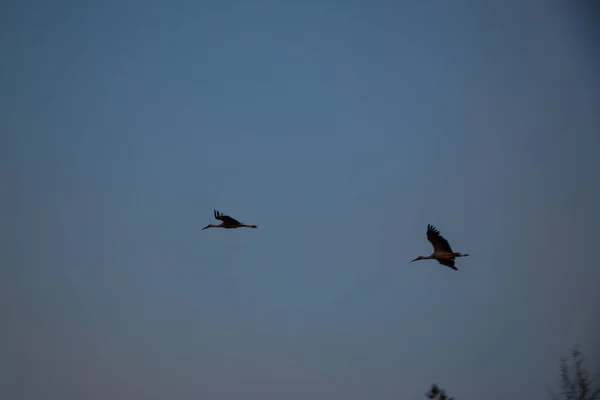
<box><xmin>438</xmin><ymin>258</ymin><xmax>457</xmax><ymax>270</ymax></box>
<box><xmin>427</xmin><ymin>224</ymin><xmax>440</xmax><ymax>235</ymax></box>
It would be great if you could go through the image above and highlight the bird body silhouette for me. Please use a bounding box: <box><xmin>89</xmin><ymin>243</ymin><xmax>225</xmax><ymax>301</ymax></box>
<box><xmin>411</xmin><ymin>224</ymin><xmax>469</xmax><ymax>270</ymax></box>
<box><xmin>202</xmin><ymin>210</ymin><xmax>257</xmax><ymax>230</ymax></box>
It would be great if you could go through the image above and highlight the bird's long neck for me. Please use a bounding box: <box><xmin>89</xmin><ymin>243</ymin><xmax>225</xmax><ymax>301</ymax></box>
<box><xmin>239</xmin><ymin>224</ymin><xmax>257</xmax><ymax>228</ymax></box>
<box><xmin>413</xmin><ymin>255</ymin><xmax>434</xmax><ymax>262</ymax></box>
<box><xmin>202</xmin><ymin>224</ymin><xmax>221</xmax><ymax>230</ymax></box>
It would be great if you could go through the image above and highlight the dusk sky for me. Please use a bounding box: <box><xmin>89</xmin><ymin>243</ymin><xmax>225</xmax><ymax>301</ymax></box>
<box><xmin>1</xmin><ymin>1</ymin><xmax>599</xmax><ymax>399</ymax></box>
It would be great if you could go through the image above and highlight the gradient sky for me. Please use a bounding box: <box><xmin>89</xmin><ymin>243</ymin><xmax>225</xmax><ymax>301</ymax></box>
<box><xmin>1</xmin><ymin>1</ymin><xmax>599</xmax><ymax>399</ymax></box>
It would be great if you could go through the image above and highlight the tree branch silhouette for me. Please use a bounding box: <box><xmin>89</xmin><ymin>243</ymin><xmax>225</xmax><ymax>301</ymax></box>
<box><xmin>550</xmin><ymin>346</ymin><xmax>600</xmax><ymax>400</ymax></box>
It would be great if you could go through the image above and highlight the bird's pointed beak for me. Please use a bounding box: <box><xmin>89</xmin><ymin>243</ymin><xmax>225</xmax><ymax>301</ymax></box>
<box><xmin>411</xmin><ymin>257</ymin><xmax>420</xmax><ymax>262</ymax></box>
<box><xmin>201</xmin><ymin>225</ymin><xmax>211</xmax><ymax>230</ymax></box>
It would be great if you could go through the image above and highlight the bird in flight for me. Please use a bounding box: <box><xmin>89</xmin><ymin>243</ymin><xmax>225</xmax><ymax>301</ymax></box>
<box><xmin>411</xmin><ymin>224</ymin><xmax>469</xmax><ymax>270</ymax></box>
<box><xmin>202</xmin><ymin>209</ymin><xmax>258</xmax><ymax>230</ymax></box>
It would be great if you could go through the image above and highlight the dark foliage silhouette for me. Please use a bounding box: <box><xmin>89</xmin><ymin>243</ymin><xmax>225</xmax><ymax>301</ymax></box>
<box><xmin>426</xmin><ymin>384</ymin><xmax>455</xmax><ymax>400</ymax></box>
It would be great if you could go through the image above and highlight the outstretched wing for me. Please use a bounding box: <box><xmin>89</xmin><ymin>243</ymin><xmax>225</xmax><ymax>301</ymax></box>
<box><xmin>426</xmin><ymin>224</ymin><xmax>454</xmax><ymax>253</ymax></box>
<box><xmin>437</xmin><ymin>258</ymin><xmax>458</xmax><ymax>271</ymax></box>
<box><xmin>214</xmin><ymin>209</ymin><xmax>241</xmax><ymax>225</ymax></box>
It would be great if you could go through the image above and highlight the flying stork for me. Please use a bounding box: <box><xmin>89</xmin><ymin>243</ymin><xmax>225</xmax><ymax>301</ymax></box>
<box><xmin>202</xmin><ymin>209</ymin><xmax>258</xmax><ymax>230</ymax></box>
<box><xmin>411</xmin><ymin>224</ymin><xmax>469</xmax><ymax>271</ymax></box>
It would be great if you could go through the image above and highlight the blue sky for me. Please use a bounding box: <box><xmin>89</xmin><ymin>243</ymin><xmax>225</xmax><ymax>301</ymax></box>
<box><xmin>1</xmin><ymin>1</ymin><xmax>599</xmax><ymax>399</ymax></box>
